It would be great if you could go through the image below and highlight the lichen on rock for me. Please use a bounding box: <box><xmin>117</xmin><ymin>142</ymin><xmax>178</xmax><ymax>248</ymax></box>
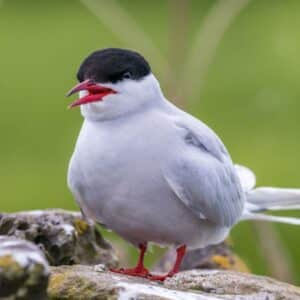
<box><xmin>48</xmin><ymin>265</ymin><xmax>214</xmax><ymax>300</ymax></box>
<box><xmin>48</xmin><ymin>265</ymin><xmax>300</xmax><ymax>300</ymax></box>
<box><xmin>2</xmin><ymin>210</ymin><xmax>300</xmax><ymax>300</ymax></box>
<box><xmin>0</xmin><ymin>236</ymin><xmax>49</xmax><ymax>300</ymax></box>
<box><xmin>0</xmin><ymin>210</ymin><xmax>118</xmax><ymax>268</ymax></box>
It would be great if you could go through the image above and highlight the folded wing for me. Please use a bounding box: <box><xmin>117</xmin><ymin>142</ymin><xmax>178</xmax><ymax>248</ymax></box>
<box><xmin>163</xmin><ymin>117</ymin><xmax>244</xmax><ymax>227</ymax></box>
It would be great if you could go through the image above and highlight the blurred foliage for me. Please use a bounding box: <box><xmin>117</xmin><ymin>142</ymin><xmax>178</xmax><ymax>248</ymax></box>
<box><xmin>0</xmin><ymin>0</ymin><xmax>300</xmax><ymax>284</ymax></box>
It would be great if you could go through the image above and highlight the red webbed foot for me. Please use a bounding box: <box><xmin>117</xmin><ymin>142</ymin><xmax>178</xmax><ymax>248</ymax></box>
<box><xmin>110</xmin><ymin>244</ymin><xmax>186</xmax><ymax>282</ymax></box>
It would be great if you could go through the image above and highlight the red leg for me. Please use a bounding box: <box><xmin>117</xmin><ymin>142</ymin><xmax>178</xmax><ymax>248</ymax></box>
<box><xmin>148</xmin><ymin>245</ymin><xmax>186</xmax><ymax>281</ymax></box>
<box><xmin>110</xmin><ymin>243</ymin><xmax>149</xmax><ymax>277</ymax></box>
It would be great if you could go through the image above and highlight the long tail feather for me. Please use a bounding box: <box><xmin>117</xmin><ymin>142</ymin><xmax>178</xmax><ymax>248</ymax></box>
<box><xmin>236</xmin><ymin>164</ymin><xmax>300</xmax><ymax>225</ymax></box>
<box><xmin>242</xmin><ymin>212</ymin><xmax>300</xmax><ymax>225</ymax></box>
<box><xmin>246</xmin><ymin>187</ymin><xmax>300</xmax><ymax>211</ymax></box>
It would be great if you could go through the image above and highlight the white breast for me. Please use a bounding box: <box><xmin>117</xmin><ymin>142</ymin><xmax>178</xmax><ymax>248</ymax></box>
<box><xmin>68</xmin><ymin>110</ymin><xmax>228</xmax><ymax>248</ymax></box>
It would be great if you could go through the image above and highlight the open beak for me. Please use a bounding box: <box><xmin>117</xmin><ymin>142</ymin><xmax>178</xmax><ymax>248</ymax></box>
<box><xmin>66</xmin><ymin>79</ymin><xmax>116</xmax><ymax>108</ymax></box>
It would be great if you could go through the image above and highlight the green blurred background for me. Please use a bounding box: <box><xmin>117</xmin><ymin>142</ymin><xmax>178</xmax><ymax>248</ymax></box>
<box><xmin>1</xmin><ymin>0</ymin><xmax>300</xmax><ymax>284</ymax></box>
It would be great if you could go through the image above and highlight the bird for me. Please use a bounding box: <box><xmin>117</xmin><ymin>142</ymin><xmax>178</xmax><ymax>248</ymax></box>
<box><xmin>67</xmin><ymin>48</ymin><xmax>300</xmax><ymax>281</ymax></box>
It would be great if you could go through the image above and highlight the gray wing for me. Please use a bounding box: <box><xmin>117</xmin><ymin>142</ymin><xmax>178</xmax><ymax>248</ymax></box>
<box><xmin>164</xmin><ymin>116</ymin><xmax>244</xmax><ymax>227</ymax></box>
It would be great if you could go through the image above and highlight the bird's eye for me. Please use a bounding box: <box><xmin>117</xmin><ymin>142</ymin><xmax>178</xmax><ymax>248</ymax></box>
<box><xmin>122</xmin><ymin>71</ymin><xmax>132</xmax><ymax>79</ymax></box>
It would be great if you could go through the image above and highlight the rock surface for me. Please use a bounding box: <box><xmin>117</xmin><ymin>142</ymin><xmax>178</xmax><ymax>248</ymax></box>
<box><xmin>48</xmin><ymin>265</ymin><xmax>300</xmax><ymax>300</ymax></box>
<box><xmin>0</xmin><ymin>210</ymin><xmax>118</xmax><ymax>268</ymax></box>
<box><xmin>0</xmin><ymin>236</ymin><xmax>49</xmax><ymax>300</ymax></box>
<box><xmin>1</xmin><ymin>210</ymin><xmax>300</xmax><ymax>299</ymax></box>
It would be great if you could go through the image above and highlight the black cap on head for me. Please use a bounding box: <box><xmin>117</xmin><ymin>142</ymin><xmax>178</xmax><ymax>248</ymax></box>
<box><xmin>77</xmin><ymin>48</ymin><xmax>151</xmax><ymax>84</ymax></box>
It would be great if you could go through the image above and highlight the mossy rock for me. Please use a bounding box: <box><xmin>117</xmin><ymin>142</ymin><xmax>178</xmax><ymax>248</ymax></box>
<box><xmin>0</xmin><ymin>210</ymin><xmax>118</xmax><ymax>268</ymax></box>
<box><xmin>0</xmin><ymin>236</ymin><xmax>49</xmax><ymax>300</ymax></box>
<box><xmin>48</xmin><ymin>265</ymin><xmax>300</xmax><ymax>300</ymax></box>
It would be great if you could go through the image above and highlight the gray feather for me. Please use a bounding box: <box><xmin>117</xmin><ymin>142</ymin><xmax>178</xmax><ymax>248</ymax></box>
<box><xmin>163</xmin><ymin>117</ymin><xmax>245</xmax><ymax>227</ymax></box>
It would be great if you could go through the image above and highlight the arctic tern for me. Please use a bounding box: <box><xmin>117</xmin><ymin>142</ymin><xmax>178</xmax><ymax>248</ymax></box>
<box><xmin>67</xmin><ymin>48</ymin><xmax>300</xmax><ymax>281</ymax></box>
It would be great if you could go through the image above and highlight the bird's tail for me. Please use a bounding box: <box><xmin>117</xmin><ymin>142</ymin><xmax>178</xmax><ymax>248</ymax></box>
<box><xmin>235</xmin><ymin>165</ymin><xmax>300</xmax><ymax>225</ymax></box>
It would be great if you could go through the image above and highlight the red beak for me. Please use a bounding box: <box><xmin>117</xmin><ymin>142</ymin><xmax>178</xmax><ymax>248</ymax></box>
<box><xmin>66</xmin><ymin>79</ymin><xmax>116</xmax><ymax>108</ymax></box>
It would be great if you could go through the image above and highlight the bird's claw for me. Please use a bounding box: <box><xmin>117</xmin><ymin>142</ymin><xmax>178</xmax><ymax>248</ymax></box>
<box><xmin>110</xmin><ymin>268</ymin><xmax>177</xmax><ymax>281</ymax></box>
<box><xmin>146</xmin><ymin>272</ymin><xmax>174</xmax><ymax>281</ymax></box>
<box><xmin>110</xmin><ymin>267</ymin><xmax>149</xmax><ymax>277</ymax></box>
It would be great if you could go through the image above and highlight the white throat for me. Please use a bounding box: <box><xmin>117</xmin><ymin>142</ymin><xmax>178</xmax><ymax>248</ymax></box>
<box><xmin>80</xmin><ymin>74</ymin><xmax>164</xmax><ymax>122</ymax></box>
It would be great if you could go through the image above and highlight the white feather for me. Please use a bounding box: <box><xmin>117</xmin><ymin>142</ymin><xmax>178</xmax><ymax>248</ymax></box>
<box><xmin>236</xmin><ymin>165</ymin><xmax>300</xmax><ymax>225</ymax></box>
<box><xmin>246</xmin><ymin>187</ymin><xmax>300</xmax><ymax>211</ymax></box>
<box><xmin>235</xmin><ymin>164</ymin><xmax>256</xmax><ymax>191</ymax></box>
<box><xmin>241</xmin><ymin>212</ymin><xmax>300</xmax><ymax>225</ymax></box>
